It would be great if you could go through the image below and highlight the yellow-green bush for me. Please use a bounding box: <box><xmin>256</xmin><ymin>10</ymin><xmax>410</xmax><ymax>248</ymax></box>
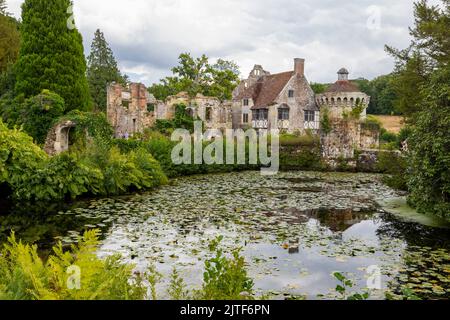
<box><xmin>0</xmin><ymin>230</ymin><xmax>148</xmax><ymax>300</ymax></box>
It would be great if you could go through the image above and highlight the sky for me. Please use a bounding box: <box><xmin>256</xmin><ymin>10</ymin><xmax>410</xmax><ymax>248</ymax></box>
<box><xmin>6</xmin><ymin>0</ymin><xmax>437</xmax><ymax>86</ymax></box>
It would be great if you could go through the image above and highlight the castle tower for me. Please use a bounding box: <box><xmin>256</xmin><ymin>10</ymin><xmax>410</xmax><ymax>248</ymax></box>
<box><xmin>316</xmin><ymin>68</ymin><xmax>370</xmax><ymax>120</ymax></box>
<box><xmin>317</xmin><ymin>68</ymin><xmax>377</xmax><ymax>165</ymax></box>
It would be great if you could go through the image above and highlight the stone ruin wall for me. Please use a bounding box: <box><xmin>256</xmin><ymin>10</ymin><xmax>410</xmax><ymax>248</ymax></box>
<box><xmin>107</xmin><ymin>83</ymin><xmax>234</xmax><ymax>137</ymax></box>
<box><xmin>321</xmin><ymin>119</ymin><xmax>360</xmax><ymax>161</ymax></box>
<box><xmin>43</xmin><ymin>120</ymin><xmax>76</xmax><ymax>156</ymax></box>
<box><xmin>107</xmin><ymin>83</ymin><xmax>156</xmax><ymax>138</ymax></box>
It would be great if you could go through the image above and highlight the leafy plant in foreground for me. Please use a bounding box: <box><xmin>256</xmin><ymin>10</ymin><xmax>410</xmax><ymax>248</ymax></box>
<box><xmin>0</xmin><ymin>230</ymin><xmax>148</xmax><ymax>300</ymax></box>
<box><xmin>195</xmin><ymin>236</ymin><xmax>255</xmax><ymax>300</ymax></box>
<box><xmin>333</xmin><ymin>272</ymin><xmax>369</xmax><ymax>301</ymax></box>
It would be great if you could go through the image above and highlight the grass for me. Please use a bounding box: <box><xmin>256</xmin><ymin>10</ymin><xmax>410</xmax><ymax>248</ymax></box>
<box><xmin>370</xmin><ymin>115</ymin><xmax>405</xmax><ymax>134</ymax></box>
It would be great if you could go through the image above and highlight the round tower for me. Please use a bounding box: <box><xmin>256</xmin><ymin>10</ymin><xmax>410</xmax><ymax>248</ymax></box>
<box><xmin>316</xmin><ymin>68</ymin><xmax>370</xmax><ymax>120</ymax></box>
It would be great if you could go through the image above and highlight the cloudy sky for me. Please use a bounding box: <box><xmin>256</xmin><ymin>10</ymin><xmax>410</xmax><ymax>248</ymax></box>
<box><xmin>6</xmin><ymin>0</ymin><xmax>435</xmax><ymax>85</ymax></box>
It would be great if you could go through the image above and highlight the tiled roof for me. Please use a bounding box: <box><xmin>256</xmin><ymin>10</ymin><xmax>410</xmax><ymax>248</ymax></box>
<box><xmin>325</xmin><ymin>80</ymin><xmax>361</xmax><ymax>93</ymax></box>
<box><xmin>235</xmin><ymin>71</ymin><xmax>294</xmax><ymax>109</ymax></box>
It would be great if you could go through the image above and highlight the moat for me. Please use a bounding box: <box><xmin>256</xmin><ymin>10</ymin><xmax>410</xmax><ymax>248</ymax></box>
<box><xmin>1</xmin><ymin>171</ymin><xmax>449</xmax><ymax>300</ymax></box>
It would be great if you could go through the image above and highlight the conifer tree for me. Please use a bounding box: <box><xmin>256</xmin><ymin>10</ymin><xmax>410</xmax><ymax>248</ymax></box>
<box><xmin>87</xmin><ymin>29</ymin><xmax>126</xmax><ymax>111</ymax></box>
<box><xmin>14</xmin><ymin>0</ymin><xmax>91</xmax><ymax>112</ymax></box>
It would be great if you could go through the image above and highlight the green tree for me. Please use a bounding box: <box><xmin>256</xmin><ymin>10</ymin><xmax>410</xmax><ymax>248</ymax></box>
<box><xmin>367</xmin><ymin>74</ymin><xmax>399</xmax><ymax>115</ymax></box>
<box><xmin>14</xmin><ymin>0</ymin><xmax>91</xmax><ymax>112</ymax></box>
<box><xmin>20</xmin><ymin>90</ymin><xmax>65</xmax><ymax>144</ymax></box>
<box><xmin>148</xmin><ymin>53</ymin><xmax>240</xmax><ymax>101</ymax></box>
<box><xmin>0</xmin><ymin>14</ymin><xmax>20</xmax><ymax>74</ymax></box>
<box><xmin>87</xmin><ymin>29</ymin><xmax>126</xmax><ymax>111</ymax></box>
<box><xmin>407</xmin><ymin>66</ymin><xmax>450</xmax><ymax>220</ymax></box>
<box><xmin>386</xmin><ymin>0</ymin><xmax>450</xmax><ymax>220</ymax></box>
<box><xmin>310</xmin><ymin>82</ymin><xmax>327</xmax><ymax>94</ymax></box>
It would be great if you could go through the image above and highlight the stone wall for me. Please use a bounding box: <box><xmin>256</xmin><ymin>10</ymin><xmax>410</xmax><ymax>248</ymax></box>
<box><xmin>360</xmin><ymin>123</ymin><xmax>380</xmax><ymax>149</ymax></box>
<box><xmin>162</xmin><ymin>92</ymin><xmax>233</xmax><ymax>131</ymax></box>
<box><xmin>321</xmin><ymin>119</ymin><xmax>360</xmax><ymax>161</ymax></box>
<box><xmin>107</xmin><ymin>83</ymin><xmax>156</xmax><ymax>137</ymax></box>
<box><xmin>44</xmin><ymin>120</ymin><xmax>76</xmax><ymax>156</ymax></box>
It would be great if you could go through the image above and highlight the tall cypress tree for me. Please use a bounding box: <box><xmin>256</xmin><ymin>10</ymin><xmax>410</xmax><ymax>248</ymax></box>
<box><xmin>14</xmin><ymin>0</ymin><xmax>91</xmax><ymax>112</ymax></box>
<box><xmin>87</xmin><ymin>29</ymin><xmax>126</xmax><ymax>111</ymax></box>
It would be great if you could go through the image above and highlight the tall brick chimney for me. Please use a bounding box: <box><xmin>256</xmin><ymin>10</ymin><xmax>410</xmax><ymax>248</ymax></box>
<box><xmin>294</xmin><ymin>58</ymin><xmax>305</xmax><ymax>76</ymax></box>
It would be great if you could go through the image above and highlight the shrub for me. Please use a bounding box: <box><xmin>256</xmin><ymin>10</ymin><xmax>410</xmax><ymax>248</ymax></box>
<box><xmin>0</xmin><ymin>119</ymin><xmax>48</xmax><ymax>189</ymax></box>
<box><xmin>0</xmin><ymin>119</ymin><xmax>167</xmax><ymax>202</ymax></box>
<box><xmin>279</xmin><ymin>133</ymin><xmax>318</xmax><ymax>147</ymax></box>
<box><xmin>0</xmin><ymin>230</ymin><xmax>148</xmax><ymax>300</ymax></box>
<box><xmin>194</xmin><ymin>237</ymin><xmax>254</xmax><ymax>300</ymax></box>
<box><xmin>381</xmin><ymin>131</ymin><xmax>398</xmax><ymax>144</ymax></box>
<box><xmin>20</xmin><ymin>90</ymin><xmax>65</xmax><ymax>144</ymax></box>
<box><xmin>155</xmin><ymin>104</ymin><xmax>196</xmax><ymax>134</ymax></box>
<box><xmin>376</xmin><ymin>151</ymin><xmax>408</xmax><ymax>191</ymax></box>
<box><xmin>12</xmin><ymin>152</ymin><xmax>104</xmax><ymax>202</ymax></box>
<box><xmin>80</xmin><ymin>145</ymin><xmax>168</xmax><ymax>196</ymax></box>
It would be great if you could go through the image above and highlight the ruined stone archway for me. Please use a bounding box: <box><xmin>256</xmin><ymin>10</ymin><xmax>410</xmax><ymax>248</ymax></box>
<box><xmin>44</xmin><ymin>120</ymin><xmax>76</xmax><ymax>156</ymax></box>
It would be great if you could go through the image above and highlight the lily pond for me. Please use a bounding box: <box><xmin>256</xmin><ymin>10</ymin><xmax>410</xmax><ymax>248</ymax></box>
<box><xmin>1</xmin><ymin>171</ymin><xmax>449</xmax><ymax>300</ymax></box>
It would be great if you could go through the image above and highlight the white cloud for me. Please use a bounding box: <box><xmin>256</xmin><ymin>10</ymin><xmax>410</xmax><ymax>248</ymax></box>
<box><xmin>6</xmin><ymin>0</ymin><xmax>420</xmax><ymax>85</ymax></box>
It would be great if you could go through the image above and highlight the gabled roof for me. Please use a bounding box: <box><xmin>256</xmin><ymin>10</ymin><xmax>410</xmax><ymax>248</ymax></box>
<box><xmin>235</xmin><ymin>71</ymin><xmax>294</xmax><ymax>109</ymax></box>
<box><xmin>325</xmin><ymin>80</ymin><xmax>361</xmax><ymax>93</ymax></box>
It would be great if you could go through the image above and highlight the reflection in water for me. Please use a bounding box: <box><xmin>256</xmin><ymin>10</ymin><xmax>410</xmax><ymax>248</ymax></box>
<box><xmin>0</xmin><ymin>171</ymin><xmax>448</xmax><ymax>300</ymax></box>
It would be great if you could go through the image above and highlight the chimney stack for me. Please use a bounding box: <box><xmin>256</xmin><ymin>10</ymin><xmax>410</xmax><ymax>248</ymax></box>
<box><xmin>294</xmin><ymin>58</ymin><xmax>305</xmax><ymax>76</ymax></box>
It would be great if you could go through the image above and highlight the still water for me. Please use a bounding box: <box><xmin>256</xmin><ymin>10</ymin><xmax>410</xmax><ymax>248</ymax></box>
<box><xmin>1</xmin><ymin>171</ymin><xmax>449</xmax><ymax>300</ymax></box>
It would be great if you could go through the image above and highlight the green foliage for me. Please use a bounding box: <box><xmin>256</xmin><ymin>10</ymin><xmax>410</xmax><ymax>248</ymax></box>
<box><xmin>310</xmin><ymin>82</ymin><xmax>327</xmax><ymax>94</ymax></box>
<box><xmin>407</xmin><ymin>67</ymin><xmax>450</xmax><ymax>221</ymax></box>
<box><xmin>333</xmin><ymin>272</ymin><xmax>369</xmax><ymax>300</ymax></box>
<box><xmin>155</xmin><ymin>104</ymin><xmax>196</xmax><ymax>134</ymax></box>
<box><xmin>87</xmin><ymin>29</ymin><xmax>127</xmax><ymax>111</ymax></box>
<box><xmin>80</xmin><ymin>145</ymin><xmax>168</xmax><ymax>196</ymax></box>
<box><xmin>14</xmin><ymin>0</ymin><xmax>91</xmax><ymax>112</ymax></box>
<box><xmin>350</xmin><ymin>99</ymin><xmax>365</xmax><ymax>119</ymax></box>
<box><xmin>279</xmin><ymin>132</ymin><xmax>318</xmax><ymax>147</ymax></box>
<box><xmin>381</xmin><ymin>131</ymin><xmax>398</xmax><ymax>144</ymax></box>
<box><xmin>386</xmin><ymin>0</ymin><xmax>450</xmax><ymax>220</ymax></box>
<box><xmin>0</xmin><ymin>13</ymin><xmax>20</xmax><ymax>73</ymax></box>
<box><xmin>56</xmin><ymin>110</ymin><xmax>114</xmax><ymax>148</ymax></box>
<box><xmin>147</xmin><ymin>263</ymin><xmax>162</xmax><ymax>300</ymax></box>
<box><xmin>20</xmin><ymin>90</ymin><xmax>65</xmax><ymax>144</ymax></box>
<box><xmin>148</xmin><ymin>53</ymin><xmax>240</xmax><ymax>101</ymax></box>
<box><xmin>367</xmin><ymin>74</ymin><xmax>399</xmax><ymax>115</ymax></box>
<box><xmin>0</xmin><ymin>230</ymin><xmax>149</xmax><ymax>300</ymax></box>
<box><xmin>0</xmin><ymin>91</ymin><xmax>25</xmax><ymax>127</ymax></box>
<box><xmin>0</xmin><ymin>117</ymin><xmax>167</xmax><ymax>202</ymax></box>
<box><xmin>0</xmin><ymin>118</ymin><xmax>47</xmax><ymax>188</ymax></box>
<box><xmin>13</xmin><ymin>152</ymin><xmax>104</xmax><ymax>202</ymax></box>
<box><xmin>376</xmin><ymin>151</ymin><xmax>408</xmax><ymax>191</ymax></box>
<box><xmin>320</xmin><ymin>108</ymin><xmax>332</xmax><ymax>134</ymax></box>
<box><xmin>168</xmin><ymin>268</ymin><xmax>189</xmax><ymax>300</ymax></box>
<box><xmin>195</xmin><ymin>236</ymin><xmax>254</xmax><ymax>300</ymax></box>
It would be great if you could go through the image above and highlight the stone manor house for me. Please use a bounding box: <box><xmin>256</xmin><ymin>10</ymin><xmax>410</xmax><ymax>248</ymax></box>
<box><xmin>105</xmin><ymin>58</ymin><xmax>379</xmax><ymax>162</ymax></box>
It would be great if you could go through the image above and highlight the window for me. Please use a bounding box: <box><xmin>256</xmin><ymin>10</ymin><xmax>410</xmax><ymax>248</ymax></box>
<box><xmin>243</xmin><ymin>99</ymin><xmax>249</xmax><ymax>106</ymax></box>
<box><xmin>205</xmin><ymin>107</ymin><xmax>212</xmax><ymax>121</ymax></box>
<box><xmin>147</xmin><ymin>103</ymin><xmax>155</xmax><ymax>112</ymax></box>
<box><xmin>278</xmin><ymin>107</ymin><xmax>290</xmax><ymax>121</ymax></box>
<box><xmin>243</xmin><ymin>113</ymin><xmax>249</xmax><ymax>123</ymax></box>
<box><xmin>252</xmin><ymin>109</ymin><xmax>268</xmax><ymax>120</ymax></box>
<box><xmin>288</xmin><ymin>90</ymin><xmax>294</xmax><ymax>98</ymax></box>
<box><xmin>304</xmin><ymin>110</ymin><xmax>315</xmax><ymax>122</ymax></box>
